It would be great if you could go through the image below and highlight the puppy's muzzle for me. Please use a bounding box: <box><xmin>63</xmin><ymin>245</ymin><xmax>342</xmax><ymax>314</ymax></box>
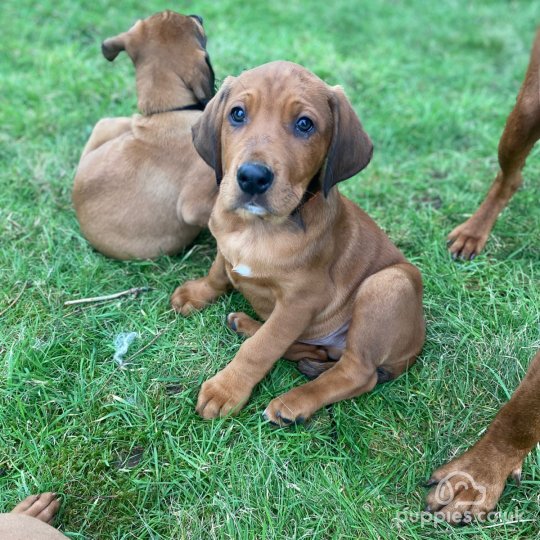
<box><xmin>237</xmin><ymin>162</ymin><xmax>274</xmax><ymax>195</ymax></box>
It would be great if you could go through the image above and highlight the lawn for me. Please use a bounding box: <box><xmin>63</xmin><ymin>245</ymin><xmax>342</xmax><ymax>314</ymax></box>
<box><xmin>1</xmin><ymin>0</ymin><xmax>539</xmax><ymax>538</ymax></box>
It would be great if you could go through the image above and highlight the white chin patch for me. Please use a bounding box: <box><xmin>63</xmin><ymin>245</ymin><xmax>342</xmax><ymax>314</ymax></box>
<box><xmin>243</xmin><ymin>203</ymin><xmax>268</xmax><ymax>216</ymax></box>
<box><xmin>233</xmin><ymin>264</ymin><xmax>252</xmax><ymax>277</ymax></box>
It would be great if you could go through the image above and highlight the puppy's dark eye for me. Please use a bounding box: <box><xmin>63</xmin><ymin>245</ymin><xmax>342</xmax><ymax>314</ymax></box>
<box><xmin>230</xmin><ymin>106</ymin><xmax>246</xmax><ymax>124</ymax></box>
<box><xmin>295</xmin><ymin>116</ymin><xmax>314</xmax><ymax>134</ymax></box>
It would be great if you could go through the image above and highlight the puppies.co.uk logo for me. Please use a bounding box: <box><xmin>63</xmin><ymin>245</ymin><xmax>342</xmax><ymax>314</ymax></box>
<box><xmin>433</xmin><ymin>470</ymin><xmax>486</xmax><ymax>507</ymax></box>
<box><xmin>394</xmin><ymin>471</ymin><xmax>525</xmax><ymax>527</ymax></box>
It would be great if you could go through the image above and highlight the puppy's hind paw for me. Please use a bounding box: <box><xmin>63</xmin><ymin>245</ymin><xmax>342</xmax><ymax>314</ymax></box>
<box><xmin>297</xmin><ymin>359</ymin><xmax>336</xmax><ymax>380</ymax></box>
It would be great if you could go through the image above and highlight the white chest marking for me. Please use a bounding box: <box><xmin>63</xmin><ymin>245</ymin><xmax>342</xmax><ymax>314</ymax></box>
<box><xmin>233</xmin><ymin>264</ymin><xmax>252</xmax><ymax>277</ymax></box>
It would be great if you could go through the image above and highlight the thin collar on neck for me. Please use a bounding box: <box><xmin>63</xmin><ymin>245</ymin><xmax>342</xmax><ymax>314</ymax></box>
<box><xmin>147</xmin><ymin>102</ymin><xmax>205</xmax><ymax>115</ymax></box>
<box><xmin>289</xmin><ymin>174</ymin><xmax>321</xmax><ymax>228</ymax></box>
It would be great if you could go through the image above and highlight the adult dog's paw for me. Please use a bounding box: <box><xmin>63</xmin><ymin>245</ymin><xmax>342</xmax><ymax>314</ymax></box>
<box><xmin>425</xmin><ymin>447</ymin><xmax>521</xmax><ymax>525</ymax></box>
<box><xmin>447</xmin><ymin>218</ymin><xmax>490</xmax><ymax>261</ymax></box>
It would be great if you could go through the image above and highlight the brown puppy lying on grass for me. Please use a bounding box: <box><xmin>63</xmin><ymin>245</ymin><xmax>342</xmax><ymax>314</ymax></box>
<box><xmin>73</xmin><ymin>11</ymin><xmax>217</xmax><ymax>260</ymax></box>
<box><xmin>171</xmin><ymin>61</ymin><xmax>425</xmax><ymax>425</ymax></box>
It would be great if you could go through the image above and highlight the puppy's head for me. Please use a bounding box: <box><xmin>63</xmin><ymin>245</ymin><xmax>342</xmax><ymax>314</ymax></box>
<box><xmin>101</xmin><ymin>11</ymin><xmax>214</xmax><ymax>108</ymax></box>
<box><xmin>192</xmin><ymin>61</ymin><xmax>372</xmax><ymax>222</ymax></box>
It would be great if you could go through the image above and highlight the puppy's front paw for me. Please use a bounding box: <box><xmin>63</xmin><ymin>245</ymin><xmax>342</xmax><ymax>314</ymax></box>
<box><xmin>170</xmin><ymin>278</ymin><xmax>216</xmax><ymax>316</ymax></box>
<box><xmin>196</xmin><ymin>370</ymin><xmax>252</xmax><ymax>419</ymax></box>
<box><xmin>263</xmin><ymin>387</ymin><xmax>318</xmax><ymax>426</ymax></box>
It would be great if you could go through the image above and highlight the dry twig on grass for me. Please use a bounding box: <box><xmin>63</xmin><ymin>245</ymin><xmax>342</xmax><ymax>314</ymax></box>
<box><xmin>64</xmin><ymin>286</ymin><xmax>153</xmax><ymax>307</ymax></box>
<box><xmin>124</xmin><ymin>329</ymin><xmax>167</xmax><ymax>363</ymax></box>
<box><xmin>0</xmin><ymin>281</ymin><xmax>29</xmax><ymax>317</ymax></box>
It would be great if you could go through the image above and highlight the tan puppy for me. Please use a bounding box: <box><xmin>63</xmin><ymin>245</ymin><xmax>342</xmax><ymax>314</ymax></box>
<box><xmin>448</xmin><ymin>29</ymin><xmax>540</xmax><ymax>260</ymax></box>
<box><xmin>171</xmin><ymin>61</ymin><xmax>425</xmax><ymax>425</ymax></box>
<box><xmin>73</xmin><ymin>11</ymin><xmax>217</xmax><ymax>260</ymax></box>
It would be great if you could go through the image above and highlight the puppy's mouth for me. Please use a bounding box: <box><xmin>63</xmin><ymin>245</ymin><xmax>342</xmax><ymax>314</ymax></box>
<box><xmin>232</xmin><ymin>194</ymin><xmax>274</xmax><ymax>218</ymax></box>
<box><xmin>241</xmin><ymin>201</ymin><xmax>269</xmax><ymax>217</ymax></box>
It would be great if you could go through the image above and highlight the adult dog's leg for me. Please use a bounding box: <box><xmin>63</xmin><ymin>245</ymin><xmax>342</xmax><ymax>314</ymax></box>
<box><xmin>425</xmin><ymin>349</ymin><xmax>540</xmax><ymax>525</ymax></box>
<box><xmin>448</xmin><ymin>29</ymin><xmax>540</xmax><ymax>260</ymax></box>
<box><xmin>171</xmin><ymin>251</ymin><xmax>231</xmax><ymax>315</ymax></box>
<box><xmin>263</xmin><ymin>263</ymin><xmax>425</xmax><ymax>425</ymax></box>
<box><xmin>81</xmin><ymin>117</ymin><xmax>132</xmax><ymax>157</ymax></box>
<box><xmin>226</xmin><ymin>311</ymin><xmax>328</xmax><ymax>362</ymax></box>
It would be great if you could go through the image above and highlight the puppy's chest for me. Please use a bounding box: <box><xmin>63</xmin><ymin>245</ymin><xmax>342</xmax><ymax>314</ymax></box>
<box><xmin>218</xmin><ymin>233</ymin><xmax>281</xmax><ymax>317</ymax></box>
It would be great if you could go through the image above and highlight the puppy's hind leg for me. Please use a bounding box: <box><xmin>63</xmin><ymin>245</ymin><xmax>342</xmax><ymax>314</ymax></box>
<box><xmin>227</xmin><ymin>312</ymin><xmax>329</xmax><ymax>363</ymax></box>
<box><xmin>264</xmin><ymin>263</ymin><xmax>425</xmax><ymax>425</ymax></box>
<box><xmin>226</xmin><ymin>312</ymin><xmax>263</xmax><ymax>337</ymax></box>
<box><xmin>81</xmin><ymin>117</ymin><xmax>132</xmax><ymax>157</ymax></box>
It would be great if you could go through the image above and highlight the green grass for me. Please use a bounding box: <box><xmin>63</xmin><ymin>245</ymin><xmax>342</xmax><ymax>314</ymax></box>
<box><xmin>1</xmin><ymin>0</ymin><xmax>539</xmax><ymax>538</ymax></box>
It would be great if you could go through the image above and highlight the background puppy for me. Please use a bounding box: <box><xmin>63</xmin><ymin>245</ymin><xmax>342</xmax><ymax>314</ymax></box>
<box><xmin>171</xmin><ymin>61</ymin><xmax>425</xmax><ymax>425</ymax></box>
<box><xmin>72</xmin><ymin>11</ymin><xmax>217</xmax><ymax>260</ymax></box>
<box><xmin>448</xmin><ymin>29</ymin><xmax>540</xmax><ymax>260</ymax></box>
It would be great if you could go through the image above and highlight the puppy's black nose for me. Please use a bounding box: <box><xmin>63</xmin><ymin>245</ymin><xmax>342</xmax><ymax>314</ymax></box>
<box><xmin>237</xmin><ymin>162</ymin><xmax>274</xmax><ymax>195</ymax></box>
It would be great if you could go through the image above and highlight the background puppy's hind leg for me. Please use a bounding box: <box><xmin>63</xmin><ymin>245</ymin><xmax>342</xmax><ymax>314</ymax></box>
<box><xmin>81</xmin><ymin>117</ymin><xmax>132</xmax><ymax>157</ymax></box>
<box><xmin>448</xmin><ymin>29</ymin><xmax>540</xmax><ymax>260</ymax></box>
<box><xmin>264</xmin><ymin>263</ymin><xmax>425</xmax><ymax>425</ymax></box>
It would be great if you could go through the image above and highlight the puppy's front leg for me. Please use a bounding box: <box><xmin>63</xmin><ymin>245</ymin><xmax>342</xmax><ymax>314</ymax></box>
<box><xmin>196</xmin><ymin>301</ymin><xmax>315</xmax><ymax>419</ymax></box>
<box><xmin>171</xmin><ymin>251</ymin><xmax>231</xmax><ymax>315</ymax></box>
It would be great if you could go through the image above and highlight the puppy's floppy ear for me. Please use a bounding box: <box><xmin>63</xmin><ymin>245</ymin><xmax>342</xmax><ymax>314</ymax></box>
<box><xmin>321</xmin><ymin>86</ymin><xmax>373</xmax><ymax>196</ymax></box>
<box><xmin>101</xmin><ymin>32</ymin><xmax>129</xmax><ymax>62</ymax></box>
<box><xmin>192</xmin><ymin>76</ymin><xmax>234</xmax><ymax>184</ymax></box>
<box><xmin>184</xmin><ymin>17</ymin><xmax>214</xmax><ymax>106</ymax></box>
<box><xmin>187</xmin><ymin>52</ymin><xmax>215</xmax><ymax>108</ymax></box>
<box><xmin>189</xmin><ymin>14</ymin><xmax>204</xmax><ymax>26</ymax></box>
